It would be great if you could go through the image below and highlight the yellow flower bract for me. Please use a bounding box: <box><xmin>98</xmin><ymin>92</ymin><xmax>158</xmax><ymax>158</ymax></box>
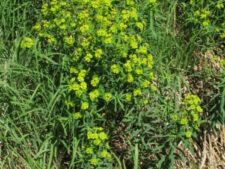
<box><xmin>21</xmin><ymin>37</ymin><xmax>34</xmax><ymax>49</ymax></box>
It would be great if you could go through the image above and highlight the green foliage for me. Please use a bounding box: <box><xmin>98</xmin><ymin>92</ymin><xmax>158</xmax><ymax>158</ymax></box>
<box><xmin>179</xmin><ymin>0</ymin><xmax>225</xmax><ymax>46</ymax></box>
<box><xmin>1</xmin><ymin>0</ymin><xmax>224</xmax><ymax>168</ymax></box>
<box><xmin>29</xmin><ymin>0</ymin><xmax>155</xmax><ymax>167</ymax></box>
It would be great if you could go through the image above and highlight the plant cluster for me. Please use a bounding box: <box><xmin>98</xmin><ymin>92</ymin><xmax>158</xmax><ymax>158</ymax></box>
<box><xmin>85</xmin><ymin>127</ymin><xmax>112</xmax><ymax>167</ymax></box>
<box><xmin>171</xmin><ymin>94</ymin><xmax>203</xmax><ymax>138</ymax></box>
<box><xmin>3</xmin><ymin>0</ymin><xmax>224</xmax><ymax>168</ymax></box>
<box><xmin>29</xmin><ymin>0</ymin><xmax>155</xmax><ymax>167</ymax></box>
<box><xmin>180</xmin><ymin>0</ymin><xmax>225</xmax><ymax>40</ymax></box>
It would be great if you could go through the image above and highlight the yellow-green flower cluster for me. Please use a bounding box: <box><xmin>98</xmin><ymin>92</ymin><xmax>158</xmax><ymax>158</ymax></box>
<box><xmin>20</xmin><ymin>37</ymin><xmax>34</xmax><ymax>49</ymax></box>
<box><xmin>34</xmin><ymin>0</ymin><xmax>154</xmax><ymax>111</ymax></box>
<box><xmin>32</xmin><ymin>0</ymin><xmax>77</xmax><ymax>46</ymax></box>
<box><xmin>171</xmin><ymin>94</ymin><xmax>203</xmax><ymax>138</ymax></box>
<box><xmin>85</xmin><ymin>127</ymin><xmax>112</xmax><ymax>166</ymax></box>
<box><xmin>34</xmin><ymin>0</ymin><xmax>155</xmax><ymax>166</ymax></box>
<box><xmin>184</xmin><ymin>1</ymin><xmax>225</xmax><ymax>39</ymax></box>
<box><xmin>194</xmin><ymin>9</ymin><xmax>211</xmax><ymax>27</ymax></box>
<box><xmin>149</xmin><ymin>0</ymin><xmax>157</xmax><ymax>6</ymax></box>
<box><xmin>219</xmin><ymin>22</ymin><xmax>225</xmax><ymax>39</ymax></box>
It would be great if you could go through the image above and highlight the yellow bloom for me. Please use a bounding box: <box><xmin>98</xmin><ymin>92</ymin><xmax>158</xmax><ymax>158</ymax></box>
<box><xmin>137</xmin><ymin>46</ymin><xmax>148</xmax><ymax>54</ymax></box>
<box><xmin>103</xmin><ymin>93</ymin><xmax>112</xmax><ymax>102</ymax></box>
<box><xmin>65</xmin><ymin>100</ymin><xmax>74</xmax><ymax>107</ymax></box>
<box><xmin>77</xmin><ymin>76</ymin><xmax>84</xmax><ymax>82</ymax></box>
<box><xmin>125</xmin><ymin>93</ymin><xmax>132</xmax><ymax>102</ymax></box>
<box><xmin>47</xmin><ymin>35</ymin><xmax>56</xmax><ymax>44</ymax></box>
<box><xmin>59</xmin><ymin>24</ymin><xmax>67</xmax><ymax>30</ymax></box>
<box><xmin>64</xmin><ymin>36</ymin><xmax>74</xmax><ymax>46</ymax></box>
<box><xmin>104</xmin><ymin>35</ymin><xmax>113</xmax><ymax>44</ymax></box>
<box><xmin>21</xmin><ymin>37</ymin><xmax>34</xmax><ymax>49</ymax></box>
<box><xmin>202</xmin><ymin>20</ymin><xmax>210</xmax><ymax>27</ymax></box>
<box><xmin>41</xmin><ymin>3</ymin><xmax>49</xmax><ymax>16</ymax></box>
<box><xmin>70</xmin><ymin>67</ymin><xmax>78</xmax><ymax>74</ymax></box>
<box><xmin>149</xmin><ymin>72</ymin><xmax>154</xmax><ymax>80</ymax></box>
<box><xmin>85</xmin><ymin>53</ymin><xmax>93</xmax><ymax>62</ymax></box>
<box><xmin>97</xmin><ymin>29</ymin><xmax>107</xmax><ymax>37</ymax></box>
<box><xmin>194</xmin><ymin>10</ymin><xmax>200</xmax><ymax>16</ymax></box>
<box><xmin>89</xmin><ymin>89</ymin><xmax>100</xmax><ymax>101</ymax></box>
<box><xmin>70</xmin><ymin>22</ymin><xmax>76</xmax><ymax>28</ymax></box>
<box><xmin>78</xmin><ymin>10</ymin><xmax>89</xmax><ymax>20</ymax></box>
<box><xmin>136</xmin><ymin>22</ymin><xmax>144</xmax><ymax>31</ymax></box>
<box><xmin>80</xmin><ymin>82</ymin><xmax>87</xmax><ymax>90</ymax></box>
<box><xmin>75</xmin><ymin>90</ymin><xmax>84</xmax><ymax>97</ymax></box>
<box><xmin>65</xmin><ymin>11</ymin><xmax>71</xmax><ymax>18</ymax></box>
<box><xmin>111</xmin><ymin>64</ymin><xmax>120</xmax><ymax>74</ymax></box>
<box><xmin>192</xmin><ymin>113</ymin><xmax>199</xmax><ymax>122</ymax></box>
<box><xmin>93</xmin><ymin>139</ymin><xmax>101</xmax><ymax>145</ymax></box>
<box><xmin>73</xmin><ymin>112</ymin><xmax>82</xmax><ymax>119</ymax></box>
<box><xmin>32</xmin><ymin>22</ymin><xmax>41</xmax><ymax>31</ymax></box>
<box><xmin>124</xmin><ymin>61</ymin><xmax>132</xmax><ymax>72</ymax></box>
<box><xmin>50</xmin><ymin>6</ymin><xmax>59</xmax><ymax>14</ymax></box>
<box><xmin>102</xmin><ymin>0</ymin><xmax>112</xmax><ymax>7</ymax></box>
<box><xmin>91</xmin><ymin>75</ymin><xmax>100</xmax><ymax>87</ymax></box>
<box><xmin>126</xmin><ymin>0</ymin><xmax>135</xmax><ymax>5</ymax></box>
<box><xmin>77</xmin><ymin>70</ymin><xmax>87</xmax><ymax>82</ymax></box>
<box><xmin>99</xmin><ymin>132</ymin><xmax>108</xmax><ymax>140</ymax></box>
<box><xmin>118</xmin><ymin>23</ymin><xmax>127</xmax><ymax>30</ymax></box>
<box><xmin>135</xmin><ymin>68</ymin><xmax>143</xmax><ymax>75</ymax></box>
<box><xmin>200</xmin><ymin>10</ymin><xmax>210</xmax><ymax>19</ymax></box>
<box><xmin>81</xmin><ymin>102</ymin><xmax>89</xmax><ymax>110</ymax></box>
<box><xmin>80</xmin><ymin>24</ymin><xmax>90</xmax><ymax>33</ymax></box>
<box><xmin>127</xmin><ymin>73</ymin><xmax>134</xmax><ymax>83</ymax></box>
<box><xmin>216</xmin><ymin>2</ymin><xmax>224</xmax><ymax>9</ymax></box>
<box><xmin>185</xmin><ymin>130</ymin><xmax>192</xmax><ymax>138</ymax></box>
<box><xmin>91</xmin><ymin>0</ymin><xmax>100</xmax><ymax>8</ymax></box>
<box><xmin>130</xmin><ymin>39</ymin><xmax>138</xmax><ymax>49</ymax></box>
<box><xmin>81</xmin><ymin>38</ymin><xmax>90</xmax><ymax>48</ymax></box>
<box><xmin>150</xmin><ymin>84</ymin><xmax>158</xmax><ymax>91</ymax></box>
<box><xmin>133</xmin><ymin>88</ymin><xmax>142</xmax><ymax>96</ymax></box>
<box><xmin>89</xmin><ymin>157</ymin><xmax>99</xmax><ymax>166</ymax></box>
<box><xmin>122</xmin><ymin>10</ymin><xmax>129</xmax><ymax>21</ymax></box>
<box><xmin>147</xmin><ymin>54</ymin><xmax>153</xmax><ymax>62</ymax></box>
<box><xmin>96</xmin><ymin>14</ymin><xmax>104</xmax><ymax>22</ymax></box>
<box><xmin>85</xmin><ymin>147</ymin><xmax>94</xmax><ymax>154</ymax></box>
<box><xmin>129</xmin><ymin>8</ymin><xmax>138</xmax><ymax>20</ymax></box>
<box><xmin>220</xmin><ymin>32</ymin><xmax>225</xmax><ymax>39</ymax></box>
<box><xmin>100</xmin><ymin>150</ymin><xmax>111</xmax><ymax>159</ymax></box>
<box><xmin>171</xmin><ymin>114</ymin><xmax>178</xmax><ymax>121</ymax></box>
<box><xmin>109</xmin><ymin>25</ymin><xmax>117</xmax><ymax>33</ymax></box>
<box><xmin>87</xmin><ymin>131</ymin><xmax>98</xmax><ymax>139</ymax></box>
<box><xmin>59</xmin><ymin>1</ymin><xmax>67</xmax><ymax>6</ymax></box>
<box><xmin>180</xmin><ymin>118</ymin><xmax>188</xmax><ymax>125</ymax></box>
<box><xmin>42</xmin><ymin>20</ymin><xmax>50</xmax><ymax>28</ymax></box>
<box><xmin>143</xmin><ymin>80</ymin><xmax>150</xmax><ymax>88</ymax></box>
<box><xmin>68</xmin><ymin>83</ymin><xmax>80</xmax><ymax>91</ymax></box>
<box><xmin>80</xmin><ymin>70</ymin><xmax>87</xmax><ymax>75</ymax></box>
<box><xmin>95</xmin><ymin>49</ymin><xmax>103</xmax><ymax>59</ymax></box>
<box><xmin>149</xmin><ymin>0</ymin><xmax>157</xmax><ymax>5</ymax></box>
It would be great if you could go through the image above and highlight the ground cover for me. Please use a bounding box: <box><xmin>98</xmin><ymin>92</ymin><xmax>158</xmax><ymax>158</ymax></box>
<box><xmin>0</xmin><ymin>0</ymin><xmax>225</xmax><ymax>168</ymax></box>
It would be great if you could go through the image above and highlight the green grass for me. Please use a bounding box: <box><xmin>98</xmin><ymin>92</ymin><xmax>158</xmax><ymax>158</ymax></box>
<box><xmin>0</xmin><ymin>0</ymin><xmax>224</xmax><ymax>168</ymax></box>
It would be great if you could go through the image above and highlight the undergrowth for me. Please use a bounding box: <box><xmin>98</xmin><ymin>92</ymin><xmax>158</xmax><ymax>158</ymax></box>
<box><xmin>0</xmin><ymin>0</ymin><xmax>224</xmax><ymax>168</ymax></box>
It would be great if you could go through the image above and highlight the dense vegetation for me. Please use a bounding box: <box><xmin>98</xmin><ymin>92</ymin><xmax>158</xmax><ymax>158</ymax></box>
<box><xmin>0</xmin><ymin>0</ymin><xmax>224</xmax><ymax>168</ymax></box>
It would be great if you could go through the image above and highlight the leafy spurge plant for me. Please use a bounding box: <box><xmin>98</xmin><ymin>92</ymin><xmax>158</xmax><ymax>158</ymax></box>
<box><xmin>31</xmin><ymin>0</ymin><xmax>155</xmax><ymax>167</ymax></box>
<box><xmin>171</xmin><ymin>94</ymin><xmax>203</xmax><ymax>138</ymax></box>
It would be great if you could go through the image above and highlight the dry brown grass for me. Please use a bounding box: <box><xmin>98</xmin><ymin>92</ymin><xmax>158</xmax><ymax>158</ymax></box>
<box><xmin>176</xmin><ymin>124</ymin><xmax>225</xmax><ymax>169</ymax></box>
